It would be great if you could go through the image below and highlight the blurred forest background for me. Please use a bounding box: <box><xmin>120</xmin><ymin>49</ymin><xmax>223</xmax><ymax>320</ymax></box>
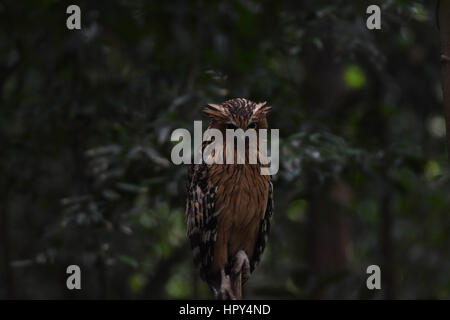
<box><xmin>1</xmin><ymin>0</ymin><xmax>449</xmax><ymax>299</ymax></box>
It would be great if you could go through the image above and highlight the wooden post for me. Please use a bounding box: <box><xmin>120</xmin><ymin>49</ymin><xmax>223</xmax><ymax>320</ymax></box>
<box><xmin>231</xmin><ymin>272</ymin><xmax>242</xmax><ymax>300</ymax></box>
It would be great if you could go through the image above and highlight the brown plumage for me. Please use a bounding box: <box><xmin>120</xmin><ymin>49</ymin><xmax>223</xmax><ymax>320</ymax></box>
<box><xmin>185</xmin><ymin>98</ymin><xmax>274</xmax><ymax>299</ymax></box>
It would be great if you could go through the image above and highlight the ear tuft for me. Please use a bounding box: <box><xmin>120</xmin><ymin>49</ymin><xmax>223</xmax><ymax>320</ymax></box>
<box><xmin>256</xmin><ymin>101</ymin><xmax>267</xmax><ymax>108</ymax></box>
<box><xmin>254</xmin><ymin>101</ymin><xmax>272</xmax><ymax>116</ymax></box>
<box><xmin>203</xmin><ymin>103</ymin><xmax>227</xmax><ymax>119</ymax></box>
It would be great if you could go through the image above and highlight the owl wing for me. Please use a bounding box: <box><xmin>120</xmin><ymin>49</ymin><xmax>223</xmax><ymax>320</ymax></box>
<box><xmin>185</xmin><ymin>161</ymin><xmax>218</xmax><ymax>281</ymax></box>
<box><xmin>249</xmin><ymin>179</ymin><xmax>274</xmax><ymax>273</ymax></box>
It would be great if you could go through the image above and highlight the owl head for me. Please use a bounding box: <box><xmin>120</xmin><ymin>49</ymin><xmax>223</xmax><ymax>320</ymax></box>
<box><xmin>203</xmin><ymin>98</ymin><xmax>271</xmax><ymax>132</ymax></box>
<box><xmin>202</xmin><ymin>98</ymin><xmax>272</xmax><ymax>166</ymax></box>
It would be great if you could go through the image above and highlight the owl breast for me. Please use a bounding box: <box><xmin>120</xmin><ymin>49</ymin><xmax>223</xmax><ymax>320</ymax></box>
<box><xmin>208</xmin><ymin>164</ymin><xmax>270</xmax><ymax>274</ymax></box>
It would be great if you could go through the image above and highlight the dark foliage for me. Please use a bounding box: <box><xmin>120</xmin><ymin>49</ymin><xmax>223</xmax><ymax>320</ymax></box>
<box><xmin>0</xmin><ymin>0</ymin><xmax>448</xmax><ymax>299</ymax></box>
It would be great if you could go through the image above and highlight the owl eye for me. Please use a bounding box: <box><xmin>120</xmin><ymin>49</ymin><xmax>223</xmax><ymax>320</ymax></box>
<box><xmin>247</xmin><ymin>122</ymin><xmax>258</xmax><ymax>129</ymax></box>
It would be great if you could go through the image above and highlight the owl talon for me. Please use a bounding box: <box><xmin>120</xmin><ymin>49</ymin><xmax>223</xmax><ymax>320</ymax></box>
<box><xmin>232</xmin><ymin>250</ymin><xmax>251</xmax><ymax>283</ymax></box>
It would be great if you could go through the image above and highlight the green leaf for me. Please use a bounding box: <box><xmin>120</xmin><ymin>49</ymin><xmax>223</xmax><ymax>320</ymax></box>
<box><xmin>287</xmin><ymin>199</ymin><xmax>308</xmax><ymax>222</ymax></box>
<box><xmin>344</xmin><ymin>65</ymin><xmax>366</xmax><ymax>89</ymax></box>
<box><xmin>119</xmin><ymin>255</ymin><xmax>139</xmax><ymax>268</ymax></box>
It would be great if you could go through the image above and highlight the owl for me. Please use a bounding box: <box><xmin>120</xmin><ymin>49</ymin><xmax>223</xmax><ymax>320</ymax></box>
<box><xmin>185</xmin><ymin>98</ymin><xmax>274</xmax><ymax>299</ymax></box>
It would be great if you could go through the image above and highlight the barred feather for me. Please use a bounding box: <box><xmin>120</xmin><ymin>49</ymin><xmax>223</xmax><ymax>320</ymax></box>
<box><xmin>250</xmin><ymin>181</ymin><xmax>273</xmax><ymax>272</ymax></box>
<box><xmin>186</xmin><ymin>162</ymin><xmax>218</xmax><ymax>280</ymax></box>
